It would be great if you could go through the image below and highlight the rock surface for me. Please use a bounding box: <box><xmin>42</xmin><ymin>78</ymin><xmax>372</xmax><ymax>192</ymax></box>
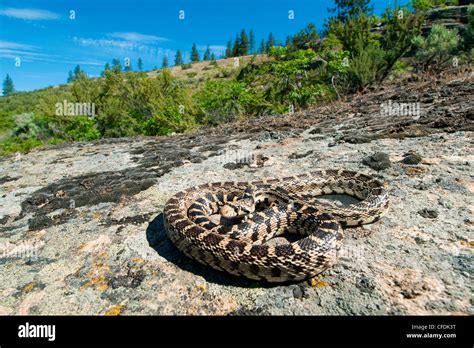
<box><xmin>0</xmin><ymin>74</ymin><xmax>472</xmax><ymax>315</ymax></box>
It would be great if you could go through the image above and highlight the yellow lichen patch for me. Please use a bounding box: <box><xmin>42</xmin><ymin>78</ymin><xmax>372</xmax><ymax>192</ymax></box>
<box><xmin>459</xmin><ymin>240</ymin><xmax>474</xmax><ymax>249</ymax></box>
<box><xmin>22</xmin><ymin>282</ymin><xmax>36</xmax><ymax>294</ymax></box>
<box><xmin>131</xmin><ymin>257</ymin><xmax>144</xmax><ymax>265</ymax></box>
<box><xmin>104</xmin><ymin>304</ymin><xmax>125</xmax><ymax>316</ymax></box>
<box><xmin>80</xmin><ymin>252</ymin><xmax>112</xmax><ymax>292</ymax></box>
<box><xmin>309</xmin><ymin>278</ymin><xmax>329</xmax><ymax>288</ymax></box>
<box><xmin>92</xmin><ymin>212</ymin><xmax>102</xmax><ymax>220</ymax></box>
<box><xmin>196</xmin><ymin>284</ymin><xmax>207</xmax><ymax>292</ymax></box>
<box><xmin>405</xmin><ymin>166</ymin><xmax>427</xmax><ymax>176</ymax></box>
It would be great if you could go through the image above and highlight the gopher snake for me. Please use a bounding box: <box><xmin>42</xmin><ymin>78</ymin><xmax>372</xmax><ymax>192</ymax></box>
<box><xmin>163</xmin><ymin>169</ymin><xmax>389</xmax><ymax>282</ymax></box>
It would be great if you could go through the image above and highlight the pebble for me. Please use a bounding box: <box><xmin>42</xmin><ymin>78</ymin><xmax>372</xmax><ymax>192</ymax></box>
<box><xmin>418</xmin><ymin>208</ymin><xmax>439</xmax><ymax>219</ymax></box>
<box><xmin>362</xmin><ymin>152</ymin><xmax>391</xmax><ymax>171</ymax></box>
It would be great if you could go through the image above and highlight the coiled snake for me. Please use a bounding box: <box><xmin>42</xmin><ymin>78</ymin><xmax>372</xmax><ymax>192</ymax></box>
<box><xmin>163</xmin><ymin>169</ymin><xmax>389</xmax><ymax>282</ymax></box>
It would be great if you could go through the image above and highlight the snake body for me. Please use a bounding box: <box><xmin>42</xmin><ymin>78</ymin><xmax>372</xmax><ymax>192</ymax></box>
<box><xmin>163</xmin><ymin>169</ymin><xmax>389</xmax><ymax>282</ymax></box>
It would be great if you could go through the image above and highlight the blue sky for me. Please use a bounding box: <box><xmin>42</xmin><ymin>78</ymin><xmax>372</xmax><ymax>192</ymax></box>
<box><xmin>0</xmin><ymin>0</ymin><xmax>407</xmax><ymax>92</ymax></box>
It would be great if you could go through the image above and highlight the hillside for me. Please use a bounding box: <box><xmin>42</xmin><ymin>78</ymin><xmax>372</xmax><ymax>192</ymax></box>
<box><xmin>0</xmin><ymin>2</ymin><xmax>473</xmax><ymax>316</ymax></box>
<box><xmin>0</xmin><ymin>72</ymin><xmax>472</xmax><ymax>315</ymax></box>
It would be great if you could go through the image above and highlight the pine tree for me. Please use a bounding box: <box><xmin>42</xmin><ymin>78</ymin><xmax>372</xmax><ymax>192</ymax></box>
<box><xmin>191</xmin><ymin>43</ymin><xmax>200</xmax><ymax>62</ymax></box>
<box><xmin>72</xmin><ymin>65</ymin><xmax>87</xmax><ymax>80</ymax></box>
<box><xmin>137</xmin><ymin>57</ymin><xmax>143</xmax><ymax>70</ymax></box>
<box><xmin>266</xmin><ymin>32</ymin><xmax>275</xmax><ymax>52</ymax></box>
<box><xmin>232</xmin><ymin>35</ymin><xmax>240</xmax><ymax>56</ymax></box>
<box><xmin>259</xmin><ymin>38</ymin><xmax>266</xmax><ymax>53</ymax></box>
<box><xmin>112</xmin><ymin>59</ymin><xmax>122</xmax><ymax>73</ymax></box>
<box><xmin>203</xmin><ymin>45</ymin><xmax>211</xmax><ymax>60</ymax></box>
<box><xmin>67</xmin><ymin>70</ymin><xmax>74</xmax><ymax>82</ymax></box>
<box><xmin>225</xmin><ymin>40</ymin><xmax>232</xmax><ymax>58</ymax></box>
<box><xmin>239</xmin><ymin>29</ymin><xmax>249</xmax><ymax>56</ymax></box>
<box><xmin>175</xmin><ymin>50</ymin><xmax>183</xmax><ymax>65</ymax></box>
<box><xmin>210</xmin><ymin>52</ymin><xmax>216</xmax><ymax>61</ymax></box>
<box><xmin>329</xmin><ymin>0</ymin><xmax>371</xmax><ymax>20</ymax></box>
<box><xmin>249</xmin><ymin>29</ymin><xmax>255</xmax><ymax>53</ymax></box>
<box><xmin>2</xmin><ymin>74</ymin><xmax>14</xmax><ymax>96</ymax></box>
<box><xmin>101</xmin><ymin>63</ymin><xmax>110</xmax><ymax>77</ymax></box>
<box><xmin>162</xmin><ymin>55</ymin><xmax>169</xmax><ymax>68</ymax></box>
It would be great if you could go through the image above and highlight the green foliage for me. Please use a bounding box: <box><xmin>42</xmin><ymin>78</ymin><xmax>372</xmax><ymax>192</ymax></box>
<box><xmin>175</xmin><ymin>50</ymin><xmax>183</xmax><ymax>66</ymax></box>
<box><xmin>63</xmin><ymin>116</ymin><xmax>101</xmax><ymax>141</ymax></box>
<box><xmin>346</xmin><ymin>42</ymin><xmax>386</xmax><ymax>89</ymax></box>
<box><xmin>162</xmin><ymin>55</ymin><xmax>169</xmax><ymax>68</ymax></box>
<box><xmin>0</xmin><ymin>112</ymin><xmax>14</xmax><ymax>132</ymax></box>
<box><xmin>2</xmin><ymin>74</ymin><xmax>15</xmax><ymax>96</ymax></box>
<box><xmin>329</xmin><ymin>0</ymin><xmax>372</xmax><ymax>20</ymax></box>
<box><xmin>266</xmin><ymin>32</ymin><xmax>276</xmax><ymax>53</ymax></box>
<box><xmin>465</xmin><ymin>5</ymin><xmax>474</xmax><ymax>51</ymax></box>
<box><xmin>203</xmin><ymin>45</ymin><xmax>211</xmax><ymax>60</ymax></box>
<box><xmin>194</xmin><ymin>80</ymin><xmax>269</xmax><ymax>124</ymax></box>
<box><xmin>191</xmin><ymin>43</ymin><xmax>200</xmax><ymax>62</ymax></box>
<box><xmin>411</xmin><ymin>0</ymin><xmax>433</xmax><ymax>11</ymax></box>
<box><xmin>240</xmin><ymin>29</ymin><xmax>249</xmax><ymax>55</ymax></box>
<box><xmin>326</xmin><ymin>5</ymin><xmax>422</xmax><ymax>90</ymax></box>
<box><xmin>0</xmin><ymin>136</ymin><xmax>43</xmax><ymax>156</ymax></box>
<box><xmin>288</xmin><ymin>23</ymin><xmax>320</xmax><ymax>51</ymax></box>
<box><xmin>412</xmin><ymin>0</ymin><xmax>458</xmax><ymax>11</ymax></box>
<box><xmin>412</xmin><ymin>24</ymin><xmax>460</xmax><ymax>71</ymax></box>
<box><xmin>0</xmin><ymin>1</ymin><xmax>466</xmax><ymax>156</ymax></box>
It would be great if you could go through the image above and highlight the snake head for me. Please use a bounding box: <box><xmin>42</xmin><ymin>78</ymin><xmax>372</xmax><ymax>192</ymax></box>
<box><xmin>220</xmin><ymin>199</ymin><xmax>255</xmax><ymax>218</ymax></box>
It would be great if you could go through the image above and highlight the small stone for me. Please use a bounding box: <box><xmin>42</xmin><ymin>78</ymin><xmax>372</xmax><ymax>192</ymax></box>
<box><xmin>402</xmin><ymin>151</ymin><xmax>422</xmax><ymax>165</ymax></box>
<box><xmin>293</xmin><ymin>286</ymin><xmax>304</xmax><ymax>299</ymax></box>
<box><xmin>362</xmin><ymin>152</ymin><xmax>391</xmax><ymax>171</ymax></box>
<box><xmin>418</xmin><ymin>208</ymin><xmax>439</xmax><ymax>219</ymax></box>
<box><xmin>356</xmin><ymin>276</ymin><xmax>376</xmax><ymax>293</ymax></box>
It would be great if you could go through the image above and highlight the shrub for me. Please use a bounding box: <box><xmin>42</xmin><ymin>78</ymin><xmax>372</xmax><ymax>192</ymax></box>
<box><xmin>0</xmin><ymin>112</ymin><xmax>14</xmax><ymax>133</ymax></box>
<box><xmin>181</xmin><ymin>63</ymin><xmax>192</xmax><ymax>70</ymax></box>
<box><xmin>412</xmin><ymin>24</ymin><xmax>460</xmax><ymax>71</ymax></box>
<box><xmin>194</xmin><ymin>80</ymin><xmax>269</xmax><ymax>124</ymax></box>
<box><xmin>63</xmin><ymin>116</ymin><xmax>101</xmax><ymax>141</ymax></box>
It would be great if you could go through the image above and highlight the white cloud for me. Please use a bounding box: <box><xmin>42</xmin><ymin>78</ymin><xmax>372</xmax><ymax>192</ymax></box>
<box><xmin>108</xmin><ymin>32</ymin><xmax>168</xmax><ymax>43</ymax></box>
<box><xmin>0</xmin><ymin>47</ymin><xmax>104</xmax><ymax>67</ymax></box>
<box><xmin>197</xmin><ymin>45</ymin><xmax>227</xmax><ymax>54</ymax></box>
<box><xmin>0</xmin><ymin>40</ymin><xmax>36</xmax><ymax>50</ymax></box>
<box><xmin>0</xmin><ymin>8</ymin><xmax>59</xmax><ymax>20</ymax></box>
<box><xmin>73</xmin><ymin>37</ymin><xmax>137</xmax><ymax>49</ymax></box>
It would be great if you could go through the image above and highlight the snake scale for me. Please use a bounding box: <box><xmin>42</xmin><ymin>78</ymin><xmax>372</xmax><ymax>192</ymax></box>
<box><xmin>163</xmin><ymin>169</ymin><xmax>389</xmax><ymax>282</ymax></box>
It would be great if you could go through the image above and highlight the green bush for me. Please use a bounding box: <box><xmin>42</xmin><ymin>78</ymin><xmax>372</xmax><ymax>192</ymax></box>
<box><xmin>63</xmin><ymin>116</ymin><xmax>101</xmax><ymax>141</ymax></box>
<box><xmin>194</xmin><ymin>80</ymin><xmax>269</xmax><ymax>124</ymax></box>
<box><xmin>465</xmin><ymin>5</ymin><xmax>474</xmax><ymax>51</ymax></box>
<box><xmin>0</xmin><ymin>136</ymin><xmax>43</xmax><ymax>156</ymax></box>
<box><xmin>412</xmin><ymin>24</ymin><xmax>460</xmax><ymax>71</ymax></box>
<box><xmin>0</xmin><ymin>112</ymin><xmax>14</xmax><ymax>133</ymax></box>
<box><xmin>181</xmin><ymin>63</ymin><xmax>192</xmax><ymax>70</ymax></box>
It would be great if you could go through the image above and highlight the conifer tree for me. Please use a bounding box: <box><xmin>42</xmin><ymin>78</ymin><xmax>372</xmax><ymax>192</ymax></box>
<box><xmin>174</xmin><ymin>50</ymin><xmax>183</xmax><ymax>65</ymax></box>
<box><xmin>239</xmin><ymin>29</ymin><xmax>249</xmax><ymax>55</ymax></box>
<box><xmin>2</xmin><ymin>74</ymin><xmax>14</xmax><ymax>96</ymax></box>
<box><xmin>191</xmin><ymin>43</ymin><xmax>200</xmax><ymax>62</ymax></box>
<box><xmin>249</xmin><ymin>29</ymin><xmax>255</xmax><ymax>53</ymax></box>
